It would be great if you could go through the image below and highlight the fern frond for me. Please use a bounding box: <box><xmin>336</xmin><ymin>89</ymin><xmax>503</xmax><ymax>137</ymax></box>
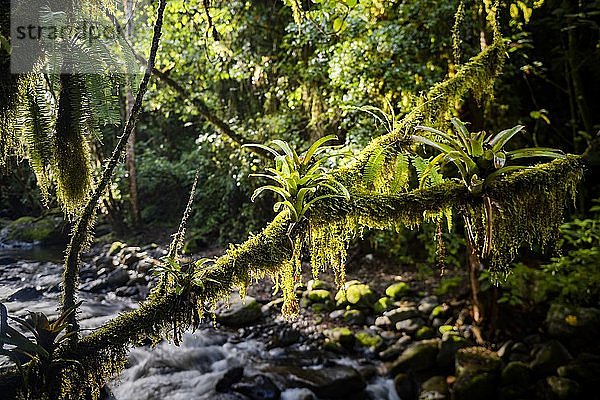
<box><xmin>363</xmin><ymin>145</ymin><xmax>387</xmax><ymax>187</ymax></box>
<box><xmin>390</xmin><ymin>153</ymin><xmax>410</xmax><ymax>193</ymax></box>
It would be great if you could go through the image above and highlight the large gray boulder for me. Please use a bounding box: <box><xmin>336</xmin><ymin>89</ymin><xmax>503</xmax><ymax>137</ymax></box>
<box><xmin>215</xmin><ymin>296</ymin><xmax>263</xmax><ymax>327</ymax></box>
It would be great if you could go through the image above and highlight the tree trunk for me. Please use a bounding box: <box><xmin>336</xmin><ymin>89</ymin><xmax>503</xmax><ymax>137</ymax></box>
<box><xmin>124</xmin><ymin>0</ymin><xmax>141</xmax><ymax>227</ymax></box>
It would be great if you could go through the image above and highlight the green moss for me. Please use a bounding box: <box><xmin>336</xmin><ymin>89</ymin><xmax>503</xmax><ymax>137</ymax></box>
<box><xmin>345</xmin><ymin>283</ymin><xmax>377</xmax><ymax>307</ymax></box>
<box><xmin>307</xmin><ymin>289</ymin><xmax>332</xmax><ymax>303</ymax></box>
<box><xmin>355</xmin><ymin>331</ymin><xmax>383</xmax><ymax>349</ymax></box>
<box><xmin>373</xmin><ymin>296</ymin><xmax>394</xmax><ymax>315</ymax></box>
<box><xmin>385</xmin><ymin>282</ymin><xmax>411</xmax><ymax>299</ymax></box>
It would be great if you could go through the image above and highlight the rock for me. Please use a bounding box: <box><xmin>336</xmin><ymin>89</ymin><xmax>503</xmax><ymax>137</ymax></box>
<box><xmin>106</xmin><ymin>268</ymin><xmax>131</xmax><ymax>287</ymax></box>
<box><xmin>414</xmin><ymin>326</ymin><xmax>435</xmax><ymax>340</ymax></box>
<box><xmin>216</xmin><ymin>366</ymin><xmax>244</xmax><ymax>392</ymax></box>
<box><xmin>389</xmin><ymin>339</ymin><xmax>440</xmax><ymax>375</ymax></box>
<box><xmin>429</xmin><ymin>304</ymin><xmax>450</xmax><ymax>320</ymax></box>
<box><xmin>307</xmin><ymin>289</ymin><xmax>332</xmax><ymax>303</ymax></box>
<box><xmin>395</xmin><ymin>318</ymin><xmax>425</xmax><ymax>335</ymax></box>
<box><xmin>378</xmin><ymin>335</ymin><xmax>412</xmax><ymax>361</ymax></box>
<box><xmin>325</xmin><ymin>327</ymin><xmax>355</xmax><ymax>349</ymax></box>
<box><xmin>108</xmin><ymin>241</ymin><xmax>126</xmax><ymax>256</ymax></box>
<box><xmin>232</xmin><ymin>374</ymin><xmax>280</xmax><ymax>400</ymax></box>
<box><xmin>557</xmin><ymin>353</ymin><xmax>600</xmax><ymax>387</ymax></box>
<box><xmin>275</xmin><ymin>326</ymin><xmax>300</xmax><ymax>347</ymax></box>
<box><xmin>453</xmin><ymin>347</ymin><xmax>502</xmax><ymax>400</ymax></box>
<box><xmin>546</xmin><ymin>376</ymin><xmax>580</xmax><ymax>400</ymax></box>
<box><xmin>418</xmin><ymin>296</ymin><xmax>439</xmax><ymax>316</ymax></box>
<box><xmin>373</xmin><ymin>297</ymin><xmax>394</xmax><ymax>315</ymax></box>
<box><xmin>546</xmin><ymin>303</ymin><xmax>600</xmax><ymax>351</ymax></box>
<box><xmin>394</xmin><ymin>372</ymin><xmax>420</xmax><ymax>400</ymax></box>
<box><xmin>437</xmin><ymin>333</ymin><xmax>471</xmax><ymax>371</ymax></box>
<box><xmin>307</xmin><ymin>279</ymin><xmax>331</xmax><ymax>291</ymax></box>
<box><xmin>385</xmin><ymin>306</ymin><xmax>419</xmax><ymax>325</ymax></box>
<box><xmin>374</xmin><ymin>316</ymin><xmax>392</xmax><ymax>328</ymax></box>
<box><xmin>5</xmin><ymin>214</ymin><xmax>67</xmax><ymax>245</ymax></box>
<box><xmin>501</xmin><ymin>361</ymin><xmax>532</xmax><ymax>386</ymax></box>
<box><xmin>329</xmin><ymin>310</ymin><xmax>345</xmax><ymax>319</ymax></box>
<box><xmin>216</xmin><ymin>296</ymin><xmax>263</xmax><ymax>327</ymax></box>
<box><xmin>267</xmin><ymin>365</ymin><xmax>365</xmax><ymax>398</ymax></box>
<box><xmin>310</xmin><ymin>302</ymin><xmax>333</xmax><ymax>313</ymax></box>
<box><xmin>420</xmin><ymin>376</ymin><xmax>448</xmax><ymax>399</ymax></box>
<box><xmin>386</xmin><ymin>282</ymin><xmax>411</xmax><ymax>300</ymax></box>
<box><xmin>345</xmin><ymin>284</ymin><xmax>377</xmax><ymax>308</ymax></box>
<box><xmin>529</xmin><ymin>340</ymin><xmax>572</xmax><ymax>376</ymax></box>
<box><xmin>94</xmin><ymin>255</ymin><xmax>114</xmax><ymax>270</ymax></box>
<box><xmin>7</xmin><ymin>286</ymin><xmax>43</xmax><ymax>302</ymax></box>
<box><xmin>496</xmin><ymin>340</ymin><xmax>514</xmax><ymax>360</ymax></box>
<box><xmin>344</xmin><ymin>309</ymin><xmax>365</xmax><ymax>325</ymax></box>
<box><xmin>455</xmin><ymin>346</ymin><xmax>503</xmax><ymax>376</ymax></box>
<box><xmin>0</xmin><ymin>256</ymin><xmax>17</xmax><ymax>266</ymax></box>
<box><xmin>355</xmin><ymin>330</ymin><xmax>383</xmax><ymax>349</ymax></box>
<box><xmin>452</xmin><ymin>370</ymin><xmax>496</xmax><ymax>400</ymax></box>
<box><xmin>121</xmin><ymin>252</ymin><xmax>143</xmax><ymax>267</ymax></box>
<box><xmin>135</xmin><ymin>259</ymin><xmax>155</xmax><ymax>274</ymax></box>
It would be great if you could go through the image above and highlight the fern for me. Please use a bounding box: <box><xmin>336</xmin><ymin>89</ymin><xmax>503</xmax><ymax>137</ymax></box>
<box><xmin>390</xmin><ymin>153</ymin><xmax>410</xmax><ymax>193</ymax></box>
<box><xmin>363</xmin><ymin>145</ymin><xmax>387</xmax><ymax>187</ymax></box>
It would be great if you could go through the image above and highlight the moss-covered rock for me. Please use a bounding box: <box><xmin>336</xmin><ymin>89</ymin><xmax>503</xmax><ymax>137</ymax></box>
<box><xmin>501</xmin><ymin>361</ymin><xmax>532</xmax><ymax>386</ymax></box>
<box><xmin>343</xmin><ymin>309</ymin><xmax>365</xmax><ymax>325</ymax></box>
<box><xmin>355</xmin><ymin>330</ymin><xmax>383</xmax><ymax>349</ymax></box>
<box><xmin>373</xmin><ymin>297</ymin><xmax>394</xmax><ymax>315</ymax></box>
<box><xmin>437</xmin><ymin>333</ymin><xmax>472</xmax><ymax>370</ymax></box>
<box><xmin>307</xmin><ymin>279</ymin><xmax>331</xmax><ymax>291</ymax></box>
<box><xmin>389</xmin><ymin>339</ymin><xmax>440</xmax><ymax>375</ymax></box>
<box><xmin>108</xmin><ymin>241</ymin><xmax>126</xmax><ymax>256</ymax></box>
<box><xmin>345</xmin><ymin>284</ymin><xmax>377</xmax><ymax>308</ymax></box>
<box><xmin>5</xmin><ymin>213</ymin><xmax>67</xmax><ymax>245</ymax></box>
<box><xmin>325</xmin><ymin>327</ymin><xmax>355</xmax><ymax>349</ymax></box>
<box><xmin>307</xmin><ymin>289</ymin><xmax>332</xmax><ymax>303</ymax></box>
<box><xmin>415</xmin><ymin>326</ymin><xmax>435</xmax><ymax>340</ymax></box>
<box><xmin>385</xmin><ymin>282</ymin><xmax>411</xmax><ymax>299</ymax></box>
<box><xmin>546</xmin><ymin>303</ymin><xmax>600</xmax><ymax>351</ymax></box>
<box><xmin>215</xmin><ymin>296</ymin><xmax>263</xmax><ymax>327</ymax></box>
<box><xmin>456</xmin><ymin>346</ymin><xmax>503</xmax><ymax>376</ymax></box>
<box><xmin>546</xmin><ymin>376</ymin><xmax>581</xmax><ymax>400</ymax></box>
<box><xmin>529</xmin><ymin>340</ymin><xmax>573</xmax><ymax>376</ymax></box>
<box><xmin>453</xmin><ymin>370</ymin><xmax>497</xmax><ymax>400</ymax></box>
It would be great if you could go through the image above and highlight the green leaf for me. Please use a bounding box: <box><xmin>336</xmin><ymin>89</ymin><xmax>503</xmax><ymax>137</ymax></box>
<box><xmin>333</xmin><ymin>17</ymin><xmax>344</xmax><ymax>32</ymax></box>
<box><xmin>302</xmin><ymin>135</ymin><xmax>337</xmax><ymax>167</ymax></box>
<box><xmin>506</xmin><ymin>147</ymin><xmax>565</xmax><ymax>160</ymax></box>
<box><xmin>450</xmin><ymin>118</ymin><xmax>472</xmax><ymax>153</ymax></box>
<box><xmin>251</xmin><ymin>185</ymin><xmax>291</xmax><ymax>202</ymax></box>
<box><xmin>487</xmin><ymin>125</ymin><xmax>525</xmax><ymax>151</ymax></box>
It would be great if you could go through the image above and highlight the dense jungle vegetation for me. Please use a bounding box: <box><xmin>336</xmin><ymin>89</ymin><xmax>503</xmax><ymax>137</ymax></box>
<box><xmin>0</xmin><ymin>0</ymin><xmax>599</xmax><ymax>399</ymax></box>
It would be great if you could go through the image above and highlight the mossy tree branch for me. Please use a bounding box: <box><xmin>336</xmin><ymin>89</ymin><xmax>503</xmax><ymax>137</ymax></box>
<box><xmin>61</xmin><ymin>0</ymin><xmax>168</xmax><ymax>338</ymax></box>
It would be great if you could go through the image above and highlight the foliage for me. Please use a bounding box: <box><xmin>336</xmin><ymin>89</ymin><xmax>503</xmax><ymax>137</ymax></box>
<box><xmin>413</xmin><ymin>118</ymin><xmax>565</xmax><ymax>194</ymax></box>
<box><xmin>0</xmin><ymin>302</ymin><xmax>82</xmax><ymax>378</ymax></box>
<box><xmin>246</xmin><ymin>135</ymin><xmax>350</xmax><ymax>222</ymax></box>
<box><xmin>498</xmin><ymin>200</ymin><xmax>600</xmax><ymax>306</ymax></box>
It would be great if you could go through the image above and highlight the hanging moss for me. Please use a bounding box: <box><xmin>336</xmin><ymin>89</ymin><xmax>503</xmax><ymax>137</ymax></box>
<box><xmin>54</xmin><ymin>69</ymin><xmax>94</xmax><ymax>216</ymax></box>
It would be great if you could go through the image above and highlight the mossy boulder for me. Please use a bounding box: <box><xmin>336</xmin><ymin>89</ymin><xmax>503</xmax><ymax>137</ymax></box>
<box><xmin>355</xmin><ymin>330</ymin><xmax>383</xmax><ymax>349</ymax></box>
<box><xmin>385</xmin><ymin>282</ymin><xmax>411</xmax><ymax>299</ymax></box>
<box><xmin>546</xmin><ymin>376</ymin><xmax>581</xmax><ymax>400</ymax></box>
<box><xmin>501</xmin><ymin>361</ymin><xmax>532</xmax><ymax>386</ymax></box>
<box><xmin>307</xmin><ymin>279</ymin><xmax>331</xmax><ymax>291</ymax></box>
<box><xmin>345</xmin><ymin>283</ymin><xmax>377</xmax><ymax>308</ymax></box>
<box><xmin>437</xmin><ymin>333</ymin><xmax>472</xmax><ymax>370</ymax></box>
<box><xmin>5</xmin><ymin>214</ymin><xmax>67</xmax><ymax>245</ymax></box>
<box><xmin>108</xmin><ymin>241</ymin><xmax>126</xmax><ymax>256</ymax></box>
<box><xmin>325</xmin><ymin>327</ymin><xmax>355</xmax><ymax>349</ymax></box>
<box><xmin>415</xmin><ymin>326</ymin><xmax>435</xmax><ymax>340</ymax></box>
<box><xmin>215</xmin><ymin>296</ymin><xmax>263</xmax><ymax>327</ymax></box>
<box><xmin>307</xmin><ymin>289</ymin><xmax>332</xmax><ymax>303</ymax></box>
<box><xmin>546</xmin><ymin>303</ymin><xmax>600</xmax><ymax>351</ymax></box>
<box><xmin>453</xmin><ymin>370</ymin><xmax>497</xmax><ymax>400</ymax></box>
<box><xmin>373</xmin><ymin>297</ymin><xmax>394</xmax><ymax>315</ymax></box>
<box><xmin>456</xmin><ymin>346</ymin><xmax>503</xmax><ymax>376</ymax></box>
<box><xmin>343</xmin><ymin>309</ymin><xmax>365</xmax><ymax>325</ymax></box>
<box><xmin>389</xmin><ymin>339</ymin><xmax>440</xmax><ymax>375</ymax></box>
<box><xmin>529</xmin><ymin>340</ymin><xmax>573</xmax><ymax>376</ymax></box>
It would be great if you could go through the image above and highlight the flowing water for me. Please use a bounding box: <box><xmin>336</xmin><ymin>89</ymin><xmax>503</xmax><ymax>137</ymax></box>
<box><xmin>0</xmin><ymin>244</ymin><xmax>400</xmax><ymax>400</ymax></box>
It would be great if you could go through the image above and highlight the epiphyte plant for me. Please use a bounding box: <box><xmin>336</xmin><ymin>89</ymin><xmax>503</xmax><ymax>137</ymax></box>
<box><xmin>412</xmin><ymin>118</ymin><xmax>566</xmax><ymax>194</ymax></box>
<box><xmin>244</xmin><ymin>135</ymin><xmax>350</xmax><ymax>223</ymax></box>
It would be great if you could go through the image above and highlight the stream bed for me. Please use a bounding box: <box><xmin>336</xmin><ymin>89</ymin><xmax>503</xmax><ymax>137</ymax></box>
<box><xmin>0</xmin><ymin>243</ymin><xmax>400</xmax><ymax>400</ymax></box>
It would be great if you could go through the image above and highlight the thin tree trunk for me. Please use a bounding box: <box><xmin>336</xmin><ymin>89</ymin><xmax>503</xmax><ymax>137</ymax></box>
<box><xmin>125</xmin><ymin>0</ymin><xmax>141</xmax><ymax>226</ymax></box>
